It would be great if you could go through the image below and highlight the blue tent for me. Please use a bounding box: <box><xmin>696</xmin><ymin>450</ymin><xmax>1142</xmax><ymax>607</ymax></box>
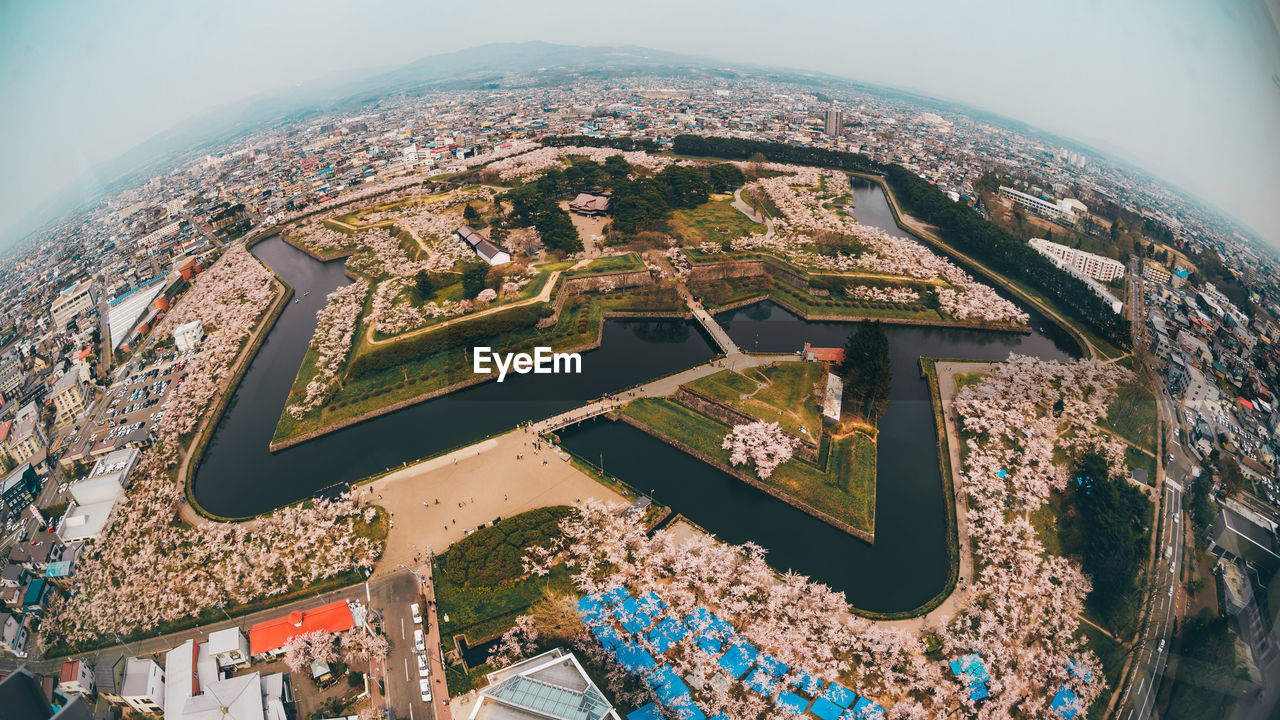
<box><xmin>684</xmin><ymin>606</ymin><xmax>714</xmax><ymax>633</ymax></box>
<box><xmin>775</xmin><ymin>691</ymin><xmax>809</xmax><ymax>715</ymax></box>
<box><xmin>949</xmin><ymin>654</ymin><xmax>991</xmax><ymax>701</ymax></box>
<box><xmin>601</xmin><ymin>586</ymin><xmax>631</xmax><ymax>607</ymax></box>
<box><xmin>647</xmin><ymin>665</ymin><xmax>691</xmax><ymax>704</ymax></box>
<box><xmin>717</xmin><ymin>641</ymin><xmax>758</xmax><ymax>679</ymax></box>
<box><xmin>849</xmin><ymin>697</ymin><xmax>884</xmax><ymax>720</ymax></box>
<box><xmin>616</xmin><ymin>643</ymin><xmax>657</xmax><ymax>673</ymax></box>
<box><xmin>628</xmin><ymin>704</ymin><xmax>663</xmax><ymax>720</ymax></box>
<box><xmin>790</xmin><ymin>668</ymin><xmax>824</xmax><ymax>696</ymax></box>
<box><xmin>617</xmin><ymin>596</ymin><xmax>655</xmax><ymax>633</ymax></box>
<box><xmin>996</xmin><ymin>468</ymin><xmax>1008</xmax><ymax>479</ymax></box>
<box><xmin>823</xmin><ymin>683</ymin><xmax>856</xmax><ymax>709</ymax></box>
<box><xmin>1051</xmin><ymin>686</ymin><xmax>1079</xmax><ymax>720</ymax></box>
<box><xmin>577</xmin><ymin>595</ymin><xmax>607</xmax><ymax>624</ymax></box>
<box><xmin>592</xmin><ymin>624</ymin><xmax>622</xmax><ymax>652</ymax></box>
<box><xmin>694</xmin><ymin>615</ymin><xmax>735</xmax><ymax>655</ymax></box>
<box><xmin>745</xmin><ymin>668</ymin><xmax>779</xmax><ymax>696</ymax></box>
<box><xmin>808</xmin><ymin>696</ymin><xmax>844</xmax><ymax>720</ymax></box>
<box><xmin>649</xmin><ymin>630</ymin><xmax>677</xmax><ymax>654</ymax></box>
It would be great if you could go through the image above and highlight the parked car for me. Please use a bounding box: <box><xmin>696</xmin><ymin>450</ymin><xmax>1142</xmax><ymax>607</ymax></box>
<box><xmin>411</xmin><ymin>602</ymin><xmax>423</xmax><ymax>625</ymax></box>
<box><xmin>414</xmin><ymin>628</ymin><xmax>425</xmax><ymax>653</ymax></box>
<box><xmin>417</xmin><ymin>655</ymin><xmax>429</xmax><ymax>678</ymax></box>
<box><xmin>419</xmin><ymin>678</ymin><xmax>432</xmax><ymax>702</ymax></box>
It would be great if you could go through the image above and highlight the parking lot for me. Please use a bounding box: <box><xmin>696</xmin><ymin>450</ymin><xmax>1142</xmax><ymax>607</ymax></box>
<box><xmin>62</xmin><ymin>347</ymin><xmax>202</xmax><ymax>463</ymax></box>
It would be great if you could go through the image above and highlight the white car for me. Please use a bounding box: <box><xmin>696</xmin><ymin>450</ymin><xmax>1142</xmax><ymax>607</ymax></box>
<box><xmin>414</xmin><ymin>628</ymin><xmax>425</xmax><ymax>653</ymax></box>
<box><xmin>418</xmin><ymin>654</ymin><xmax>430</xmax><ymax>678</ymax></box>
<box><xmin>419</xmin><ymin>678</ymin><xmax>433</xmax><ymax>702</ymax></box>
<box><xmin>411</xmin><ymin>602</ymin><xmax>423</xmax><ymax>625</ymax></box>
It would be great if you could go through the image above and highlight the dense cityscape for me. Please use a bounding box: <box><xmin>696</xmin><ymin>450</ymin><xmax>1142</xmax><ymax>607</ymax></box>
<box><xmin>0</xmin><ymin>26</ymin><xmax>1277</xmax><ymax>720</ymax></box>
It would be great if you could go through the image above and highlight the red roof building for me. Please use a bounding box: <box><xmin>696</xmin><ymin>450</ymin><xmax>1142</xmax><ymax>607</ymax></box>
<box><xmin>803</xmin><ymin>343</ymin><xmax>845</xmax><ymax>364</ymax></box>
<box><xmin>248</xmin><ymin>600</ymin><xmax>355</xmax><ymax>656</ymax></box>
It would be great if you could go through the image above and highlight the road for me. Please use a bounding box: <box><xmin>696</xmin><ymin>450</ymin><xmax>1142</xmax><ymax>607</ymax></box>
<box><xmin>1115</xmin><ymin>258</ymin><xmax>1193</xmax><ymax>720</ymax></box>
<box><xmin>376</xmin><ymin>569</ymin><xmax>437</xmax><ymax>720</ymax></box>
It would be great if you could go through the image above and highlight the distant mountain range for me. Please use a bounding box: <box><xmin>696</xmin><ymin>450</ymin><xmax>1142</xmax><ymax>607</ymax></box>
<box><xmin>3</xmin><ymin>41</ymin><xmax>1166</xmax><ymax>251</ymax></box>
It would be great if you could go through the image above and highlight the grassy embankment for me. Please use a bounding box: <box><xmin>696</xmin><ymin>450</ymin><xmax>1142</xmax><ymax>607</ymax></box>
<box><xmin>620</xmin><ymin>360</ymin><xmax>876</xmax><ymax>537</ymax></box>
<box><xmin>435</xmin><ymin>507</ymin><xmax>578</xmax><ymax>693</ymax></box>
<box><xmin>1098</xmin><ymin>379</ymin><xmax>1159</xmax><ymax>454</ymax></box>
<box><xmin>685</xmin><ymin>363</ymin><xmax>826</xmax><ymax>439</ymax></box>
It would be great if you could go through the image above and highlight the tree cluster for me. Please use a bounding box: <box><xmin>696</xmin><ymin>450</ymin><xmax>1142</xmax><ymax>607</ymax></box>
<box><xmin>839</xmin><ymin>323</ymin><xmax>892</xmax><ymax>421</ymax></box>
<box><xmin>610</xmin><ymin>164</ymin><xmax>745</xmax><ymax>234</ymax></box>
<box><xmin>1068</xmin><ymin>452</ymin><xmax>1151</xmax><ymax>626</ymax></box>
<box><xmin>440</xmin><ymin>506</ymin><xmax>575</xmax><ymax>587</ymax></box>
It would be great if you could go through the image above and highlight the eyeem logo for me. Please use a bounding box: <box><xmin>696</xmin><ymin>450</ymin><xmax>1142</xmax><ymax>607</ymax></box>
<box><xmin>473</xmin><ymin>346</ymin><xmax>582</xmax><ymax>382</ymax></box>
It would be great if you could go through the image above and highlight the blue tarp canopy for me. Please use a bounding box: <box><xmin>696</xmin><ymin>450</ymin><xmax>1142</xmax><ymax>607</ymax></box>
<box><xmin>649</xmin><ymin>617</ymin><xmax>689</xmax><ymax>653</ymax></box>
<box><xmin>808</xmin><ymin>696</ymin><xmax>844</xmax><ymax>720</ymax></box>
<box><xmin>968</xmin><ymin>682</ymin><xmax>989</xmax><ymax>701</ymax></box>
<box><xmin>790</xmin><ymin>668</ymin><xmax>824</xmax><ymax>696</ymax></box>
<box><xmin>823</xmin><ymin>683</ymin><xmax>856</xmax><ymax>708</ymax></box>
<box><xmin>616</xmin><ymin>643</ymin><xmax>658</xmax><ymax>673</ymax></box>
<box><xmin>949</xmin><ymin>654</ymin><xmax>991</xmax><ymax>701</ymax></box>
<box><xmin>684</xmin><ymin>606</ymin><xmax>714</xmax><ymax>633</ymax></box>
<box><xmin>692</xmin><ymin>613</ymin><xmax>735</xmax><ymax>655</ymax></box>
<box><xmin>639</xmin><ymin>590</ymin><xmax>668</xmax><ymax>614</ymax></box>
<box><xmin>617</xmin><ymin>596</ymin><xmax>654</xmax><ymax>633</ymax></box>
<box><xmin>1067</xmin><ymin>659</ymin><xmax>1093</xmax><ymax>683</ymax></box>
<box><xmin>1051</xmin><ymin>686</ymin><xmax>1079</xmax><ymax>720</ymax></box>
<box><xmin>667</xmin><ymin>695</ymin><xmax>706</xmax><ymax>720</ymax></box>
<box><xmin>717</xmin><ymin>641</ymin><xmax>758</xmax><ymax>679</ymax></box>
<box><xmin>775</xmin><ymin>691</ymin><xmax>809</xmax><ymax>715</ymax></box>
<box><xmin>647</xmin><ymin>666</ymin><xmax>691</xmax><ymax>704</ymax></box>
<box><xmin>850</xmin><ymin>697</ymin><xmax>884</xmax><ymax>720</ymax></box>
<box><xmin>745</xmin><ymin>668</ymin><xmax>779</xmax><ymax>696</ymax></box>
<box><xmin>601</xmin><ymin>586</ymin><xmax>631</xmax><ymax>607</ymax></box>
<box><xmin>577</xmin><ymin>594</ymin><xmax>607</xmax><ymax>624</ymax></box>
<box><xmin>757</xmin><ymin>654</ymin><xmax>790</xmax><ymax>679</ymax></box>
<box><xmin>593</xmin><ymin>623</ymin><xmax>622</xmax><ymax>652</ymax></box>
<box><xmin>628</xmin><ymin>704</ymin><xmax>662</xmax><ymax>720</ymax></box>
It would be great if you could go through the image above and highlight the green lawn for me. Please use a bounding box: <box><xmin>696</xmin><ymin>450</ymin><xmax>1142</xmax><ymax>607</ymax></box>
<box><xmin>1099</xmin><ymin>380</ymin><xmax>1158</xmax><ymax>453</ymax></box>
<box><xmin>670</xmin><ymin>196</ymin><xmax>763</xmax><ymax>245</ymax></box>
<box><xmin>620</xmin><ymin>397</ymin><xmax>875</xmax><ymax>534</ymax></box>
<box><xmin>685</xmin><ymin>363</ymin><xmax>827</xmax><ymax>439</ymax></box>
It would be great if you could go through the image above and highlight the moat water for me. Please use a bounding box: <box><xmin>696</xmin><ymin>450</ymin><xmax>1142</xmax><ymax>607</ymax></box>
<box><xmin>194</xmin><ymin>179</ymin><xmax>1078</xmax><ymax>612</ymax></box>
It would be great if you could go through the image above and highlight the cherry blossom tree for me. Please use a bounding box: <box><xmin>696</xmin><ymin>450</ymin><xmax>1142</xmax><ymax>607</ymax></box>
<box><xmin>722</xmin><ymin>421</ymin><xmax>799</xmax><ymax>479</ymax></box>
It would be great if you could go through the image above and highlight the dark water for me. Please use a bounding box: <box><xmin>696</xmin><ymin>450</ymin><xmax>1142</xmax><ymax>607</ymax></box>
<box><xmin>555</xmin><ymin>179</ymin><xmax>1080</xmax><ymax>613</ymax></box>
<box><xmin>191</xmin><ymin>236</ymin><xmax>717</xmax><ymax>518</ymax></box>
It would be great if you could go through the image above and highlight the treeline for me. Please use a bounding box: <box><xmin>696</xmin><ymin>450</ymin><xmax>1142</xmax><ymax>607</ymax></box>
<box><xmin>670</xmin><ymin>134</ymin><xmax>1131</xmax><ymax>348</ymax></box>
<box><xmin>506</xmin><ymin>171</ymin><xmax>586</xmax><ymax>253</ymax></box>
<box><xmin>1069</xmin><ymin>452</ymin><xmax>1151</xmax><ymax>631</ymax></box>
<box><xmin>671</xmin><ymin>135</ymin><xmax>883</xmax><ymax>175</ymax></box>
<box><xmin>883</xmin><ymin>165</ymin><xmax>1131</xmax><ymax>346</ymax></box>
<box><xmin>541</xmin><ymin>135</ymin><xmax>662</xmax><ymax>153</ymax></box>
<box><xmin>347</xmin><ymin>304</ymin><xmax>549</xmax><ymax>377</ymax></box>
<box><xmin>611</xmin><ymin>163</ymin><xmax>744</xmax><ymax>233</ymax></box>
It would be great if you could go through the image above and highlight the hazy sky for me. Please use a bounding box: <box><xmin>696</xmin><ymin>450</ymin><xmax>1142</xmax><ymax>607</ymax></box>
<box><xmin>2</xmin><ymin>0</ymin><xmax>1278</xmax><ymax>245</ymax></box>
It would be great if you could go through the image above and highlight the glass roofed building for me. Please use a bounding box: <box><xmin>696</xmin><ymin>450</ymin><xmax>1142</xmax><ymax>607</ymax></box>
<box><xmin>469</xmin><ymin>648</ymin><xmax>620</xmax><ymax>720</ymax></box>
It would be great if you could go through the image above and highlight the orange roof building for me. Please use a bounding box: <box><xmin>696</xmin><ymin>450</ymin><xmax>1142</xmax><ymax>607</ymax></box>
<box><xmin>803</xmin><ymin>343</ymin><xmax>845</xmax><ymax>364</ymax></box>
<box><xmin>248</xmin><ymin>600</ymin><xmax>355</xmax><ymax>656</ymax></box>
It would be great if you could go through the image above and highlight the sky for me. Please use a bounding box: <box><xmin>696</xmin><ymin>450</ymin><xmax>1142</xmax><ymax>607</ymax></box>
<box><xmin>2</xmin><ymin>0</ymin><xmax>1278</xmax><ymax>246</ymax></box>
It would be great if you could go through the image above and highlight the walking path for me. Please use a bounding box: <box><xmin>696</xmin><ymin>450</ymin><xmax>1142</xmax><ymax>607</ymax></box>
<box><xmin>731</xmin><ymin>187</ymin><xmax>775</xmax><ymax>238</ymax></box>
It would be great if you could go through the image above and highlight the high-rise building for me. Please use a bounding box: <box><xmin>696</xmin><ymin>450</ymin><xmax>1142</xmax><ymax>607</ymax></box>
<box><xmin>824</xmin><ymin>108</ymin><xmax>843</xmax><ymax>137</ymax></box>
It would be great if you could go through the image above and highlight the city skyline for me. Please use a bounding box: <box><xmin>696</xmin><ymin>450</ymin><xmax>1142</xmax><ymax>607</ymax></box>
<box><xmin>1</xmin><ymin>0</ymin><xmax>1278</xmax><ymax>249</ymax></box>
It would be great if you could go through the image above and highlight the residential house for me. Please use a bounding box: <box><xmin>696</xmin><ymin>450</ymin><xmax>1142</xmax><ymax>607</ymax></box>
<box><xmin>0</xmin><ymin>665</ymin><xmax>94</xmax><ymax>720</ymax></box>
<box><xmin>207</xmin><ymin>626</ymin><xmax>251</xmax><ymax>669</ymax></box>
<box><xmin>57</xmin><ymin>659</ymin><xmax>95</xmax><ymax>696</ymax></box>
<box><xmin>457</xmin><ymin>226</ymin><xmax>512</xmax><ymax>266</ymax></box>
<box><xmin>121</xmin><ymin>657</ymin><xmax>166</xmax><ymax>714</ymax></box>
<box><xmin>165</xmin><ymin>638</ymin><xmax>292</xmax><ymax>720</ymax></box>
<box><xmin>0</xmin><ymin>612</ymin><xmax>29</xmax><ymax>657</ymax></box>
<box><xmin>22</xmin><ymin>578</ymin><xmax>54</xmax><ymax>615</ymax></box>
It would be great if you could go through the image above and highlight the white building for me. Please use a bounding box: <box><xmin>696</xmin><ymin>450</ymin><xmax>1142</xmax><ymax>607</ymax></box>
<box><xmin>208</xmin><ymin>627</ymin><xmax>251</xmax><ymax>669</ymax></box>
<box><xmin>59</xmin><ymin>448</ymin><xmax>139</xmax><ymax>543</ymax></box>
<box><xmin>1028</xmin><ymin>238</ymin><xmax>1125</xmax><ymax>282</ymax></box>
<box><xmin>58</xmin><ymin>659</ymin><xmax>96</xmax><ymax>696</ymax></box>
<box><xmin>0</xmin><ymin>612</ymin><xmax>28</xmax><ymax>657</ymax></box>
<box><xmin>468</xmin><ymin>648</ymin><xmax>619</xmax><ymax>720</ymax></box>
<box><xmin>121</xmin><ymin>657</ymin><xmax>166</xmax><ymax>714</ymax></box>
<box><xmin>51</xmin><ymin>281</ymin><xmax>95</xmax><ymax>329</ymax></box>
<box><xmin>174</xmin><ymin>320</ymin><xmax>205</xmax><ymax>352</ymax></box>
<box><xmin>998</xmin><ymin>186</ymin><xmax>1087</xmax><ymax>225</ymax></box>
<box><xmin>165</xmin><ymin>638</ymin><xmax>291</xmax><ymax>720</ymax></box>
